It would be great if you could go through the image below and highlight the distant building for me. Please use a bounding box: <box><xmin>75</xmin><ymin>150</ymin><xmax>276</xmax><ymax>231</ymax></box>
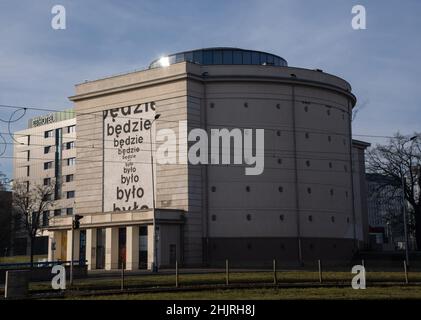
<box><xmin>12</xmin><ymin>109</ymin><xmax>76</xmax><ymax>258</ymax></box>
<box><xmin>366</xmin><ymin>173</ymin><xmax>404</xmax><ymax>250</ymax></box>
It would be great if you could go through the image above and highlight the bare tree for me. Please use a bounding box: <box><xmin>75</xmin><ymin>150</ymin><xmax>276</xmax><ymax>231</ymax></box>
<box><xmin>0</xmin><ymin>171</ymin><xmax>12</xmax><ymax>256</ymax></box>
<box><xmin>12</xmin><ymin>180</ymin><xmax>55</xmax><ymax>267</ymax></box>
<box><xmin>366</xmin><ymin>133</ymin><xmax>421</xmax><ymax>249</ymax></box>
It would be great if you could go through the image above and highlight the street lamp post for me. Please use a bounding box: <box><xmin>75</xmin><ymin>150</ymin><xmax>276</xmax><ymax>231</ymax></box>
<box><xmin>150</xmin><ymin>114</ymin><xmax>160</xmax><ymax>273</ymax></box>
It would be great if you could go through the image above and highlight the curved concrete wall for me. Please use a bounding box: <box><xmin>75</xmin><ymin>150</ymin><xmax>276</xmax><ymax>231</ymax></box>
<box><xmin>186</xmin><ymin>63</ymin><xmax>359</xmax><ymax>265</ymax></box>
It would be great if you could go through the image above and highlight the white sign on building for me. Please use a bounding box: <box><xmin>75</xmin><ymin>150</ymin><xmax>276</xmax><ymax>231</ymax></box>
<box><xmin>103</xmin><ymin>102</ymin><xmax>155</xmax><ymax>212</ymax></box>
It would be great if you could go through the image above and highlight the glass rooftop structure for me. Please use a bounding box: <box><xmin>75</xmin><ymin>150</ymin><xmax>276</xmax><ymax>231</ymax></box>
<box><xmin>149</xmin><ymin>47</ymin><xmax>288</xmax><ymax>69</ymax></box>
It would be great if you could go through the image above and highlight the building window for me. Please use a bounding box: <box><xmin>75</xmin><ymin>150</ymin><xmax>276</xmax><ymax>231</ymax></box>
<box><xmin>27</xmin><ymin>135</ymin><xmax>31</xmax><ymax>145</ymax></box>
<box><xmin>66</xmin><ymin>174</ymin><xmax>74</xmax><ymax>183</ymax></box>
<box><xmin>211</xmin><ymin>214</ymin><xmax>216</xmax><ymax>221</ymax></box>
<box><xmin>26</xmin><ymin>150</ymin><xmax>30</xmax><ymax>161</ymax></box>
<box><xmin>304</xmin><ymin>106</ymin><xmax>308</xmax><ymax>112</ymax></box>
<box><xmin>244</xmin><ymin>102</ymin><xmax>248</xmax><ymax>108</ymax></box>
<box><xmin>330</xmin><ymin>189</ymin><xmax>334</xmax><ymax>196</ymax></box>
<box><xmin>344</xmin><ymin>165</ymin><xmax>348</xmax><ymax>172</ymax></box>
<box><xmin>67</xmin><ymin>191</ymin><xmax>75</xmax><ymax>199</ymax></box>
<box><xmin>306</xmin><ymin>160</ymin><xmax>311</xmax><ymax>167</ymax></box>
<box><xmin>327</xmin><ymin>109</ymin><xmax>331</xmax><ymax>116</ymax></box>
<box><xmin>67</xmin><ymin>125</ymin><xmax>76</xmax><ymax>134</ymax></box>
<box><xmin>67</xmin><ymin>158</ymin><xmax>76</xmax><ymax>166</ymax></box>
<box><xmin>278</xmin><ymin>158</ymin><xmax>282</xmax><ymax>165</ymax></box>
<box><xmin>307</xmin><ymin>187</ymin><xmax>312</xmax><ymax>194</ymax></box>
<box><xmin>44</xmin><ymin>146</ymin><xmax>51</xmax><ymax>154</ymax></box>
<box><xmin>308</xmin><ymin>215</ymin><xmax>313</xmax><ymax>222</ymax></box>
<box><xmin>54</xmin><ymin>209</ymin><xmax>61</xmax><ymax>216</ymax></box>
<box><xmin>345</xmin><ymin>191</ymin><xmax>349</xmax><ymax>198</ymax></box>
<box><xmin>347</xmin><ymin>217</ymin><xmax>350</xmax><ymax>223</ymax></box>
<box><xmin>247</xmin><ymin>243</ymin><xmax>252</xmax><ymax>250</ymax></box>
<box><xmin>279</xmin><ymin>214</ymin><xmax>284</xmax><ymax>221</ymax></box>
<box><xmin>328</xmin><ymin>135</ymin><xmax>332</xmax><ymax>142</ymax></box>
<box><xmin>25</xmin><ymin>181</ymin><xmax>29</xmax><ymax>192</ymax></box>
<box><xmin>246</xmin><ymin>214</ymin><xmax>252</xmax><ymax>221</ymax></box>
<box><xmin>44</xmin><ymin>161</ymin><xmax>53</xmax><ymax>170</ymax></box>
<box><xmin>329</xmin><ymin>162</ymin><xmax>333</xmax><ymax>169</ymax></box>
<box><xmin>65</xmin><ymin>141</ymin><xmax>75</xmax><ymax>150</ymax></box>
<box><xmin>278</xmin><ymin>186</ymin><xmax>283</xmax><ymax>193</ymax></box>
<box><xmin>66</xmin><ymin>208</ymin><xmax>73</xmax><ymax>215</ymax></box>
<box><xmin>43</xmin><ymin>178</ymin><xmax>51</xmax><ymax>186</ymax></box>
<box><xmin>276</xmin><ymin>104</ymin><xmax>280</xmax><ymax>109</ymax></box>
<box><xmin>211</xmin><ymin>186</ymin><xmax>216</xmax><ymax>192</ymax></box>
<box><xmin>210</xmin><ymin>103</ymin><xmax>214</xmax><ymax>109</ymax></box>
<box><xmin>26</xmin><ymin>166</ymin><xmax>30</xmax><ymax>176</ymax></box>
<box><xmin>277</xmin><ymin>130</ymin><xmax>281</xmax><ymax>136</ymax></box>
<box><xmin>305</xmin><ymin>132</ymin><xmax>309</xmax><ymax>139</ymax></box>
<box><xmin>44</xmin><ymin>130</ymin><xmax>53</xmax><ymax>138</ymax></box>
<box><xmin>331</xmin><ymin>216</ymin><xmax>335</xmax><ymax>223</ymax></box>
<box><xmin>246</xmin><ymin>186</ymin><xmax>250</xmax><ymax>192</ymax></box>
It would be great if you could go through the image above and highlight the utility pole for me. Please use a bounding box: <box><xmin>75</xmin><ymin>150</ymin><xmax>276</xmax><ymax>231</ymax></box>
<box><xmin>150</xmin><ymin>114</ymin><xmax>161</xmax><ymax>273</ymax></box>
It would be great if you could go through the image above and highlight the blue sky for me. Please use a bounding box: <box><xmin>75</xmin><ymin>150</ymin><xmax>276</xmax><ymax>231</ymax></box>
<box><xmin>0</xmin><ymin>0</ymin><xmax>420</xmax><ymax>178</ymax></box>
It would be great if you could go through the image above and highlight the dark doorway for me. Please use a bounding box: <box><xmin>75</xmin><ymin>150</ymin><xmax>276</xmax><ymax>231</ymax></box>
<box><xmin>96</xmin><ymin>228</ymin><xmax>105</xmax><ymax>269</ymax></box>
<box><xmin>79</xmin><ymin>230</ymin><xmax>86</xmax><ymax>265</ymax></box>
<box><xmin>118</xmin><ymin>228</ymin><xmax>127</xmax><ymax>269</ymax></box>
<box><xmin>169</xmin><ymin>244</ymin><xmax>177</xmax><ymax>266</ymax></box>
<box><xmin>138</xmin><ymin>226</ymin><xmax>148</xmax><ymax>269</ymax></box>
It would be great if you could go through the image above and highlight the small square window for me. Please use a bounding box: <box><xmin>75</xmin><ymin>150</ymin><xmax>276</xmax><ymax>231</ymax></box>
<box><xmin>44</xmin><ymin>162</ymin><xmax>53</xmax><ymax>170</ymax></box>
<box><xmin>66</xmin><ymin>174</ymin><xmax>74</xmax><ymax>183</ymax></box>
<box><xmin>43</xmin><ymin>178</ymin><xmax>51</xmax><ymax>186</ymax></box>
<box><xmin>66</xmin><ymin>208</ymin><xmax>73</xmax><ymax>215</ymax></box>
<box><xmin>67</xmin><ymin>125</ymin><xmax>76</xmax><ymax>134</ymax></box>
<box><xmin>67</xmin><ymin>158</ymin><xmax>76</xmax><ymax>166</ymax></box>
<box><xmin>44</xmin><ymin>146</ymin><xmax>51</xmax><ymax>154</ymax></box>
<box><xmin>44</xmin><ymin>130</ymin><xmax>53</xmax><ymax>138</ymax></box>
<box><xmin>65</xmin><ymin>142</ymin><xmax>75</xmax><ymax>150</ymax></box>
<box><xmin>67</xmin><ymin>191</ymin><xmax>75</xmax><ymax>199</ymax></box>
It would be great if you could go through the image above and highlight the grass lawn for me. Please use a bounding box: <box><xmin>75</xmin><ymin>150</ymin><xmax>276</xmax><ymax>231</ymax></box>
<box><xmin>28</xmin><ymin>271</ymin><xmax>421</xmax><ymax>292</ymax></box>
<box><xmin>71</xmin><ymin>286</ymin><xmax>421</xmax><ymax>300</ymax></box>
<box><xmin>0</xmin><ymin>255</ymin><xmax>47</xmax><ymax>264</ymax></box>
